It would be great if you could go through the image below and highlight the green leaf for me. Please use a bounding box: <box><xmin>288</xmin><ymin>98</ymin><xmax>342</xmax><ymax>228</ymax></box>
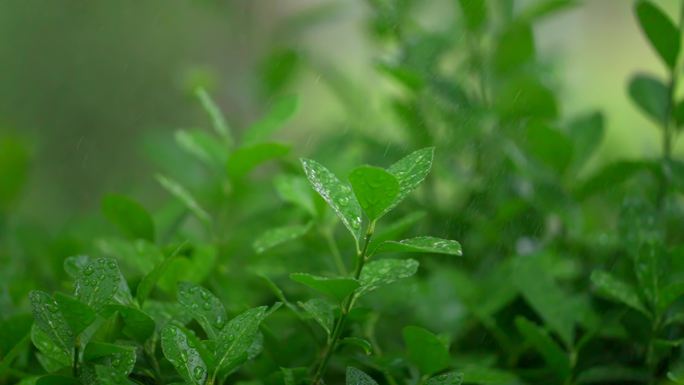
<box><xmin>496</xmin><ymin>75</ymin><xmax>558</xmax><ymax>120</ymax></box>
<box><xmin>54</xmin><ymin>293</ymin><xmax>96</xmax><ymax>336</ymax></box>
<box><xmin>515</xmin><ymin>317</ymin><xmax>570</xmax><ymax>379</ymax></box>
<box><xmin>575</xmin><ymin>160</ymin><xmax>653</xmax><ymax>199</ymax></box>
<box><xmin>298</xmin><ymin>299</ymin><xmax>334</xmax><ymax>336</ymax></box>
<box><xmin>253</xmin><ymin>223</ymin><xmax>312</xmax><ymax>254</ymax></box>
<box><xmin>513</xmin><ymin>255</ymin><xmax>575</xmax><ymax>346</ymax></box>
<box><xmin>373</xmin><ymin>236</ymin><xmax>462</xmax><ymax>256</ymax></box>
<box><xmin>461</xmin><ymin>366</ymin><xmax>522</xmax><ymax>385</ymax></box>
<box><xmin>35</xmin><ymin>375</ymin><xmax>79</xmax><ymax>385</ymax></box>
<box><xmin>275</xmin><ymin>174</ymin><xmax>318</xmax><ymax>216</ymax></box>
<box><xmin>0</xmin><ymin>333</ymin><xmax>29</xmax><ymax>378</ymax></box>
<box><xmin>156</xmin><ymin>174</ymin><xmax>211</xmax><ymax>224</ymax></box>
<box><xmin>567</xmin><ymin>111</ymin><xmax>604</xmax><ymax>170</ymax></box>
<box><xmin>348</xmin><ymin>166</ymin><xmax>400</xmax><ymax>221</ymax></box>
<box><xmin>301</xmin><ymin>158</ymin><xmax>363</xmax><ymax>243</ymax></box>
<box><xmin>576</xmin><ymin>365</ymin><xmax>650</xmax><ymax>384</ymax></box>
<box><xmin>83</xmin><ymin>342</ymin><xmax>136</xmax><ymax>377</ymax></box>
<box><xmin>110</xmin><ymin>305</ymin><xmax>155</xmax><ymax>344</ymax></box>
<box><xmin>101</xmin><ymin>194</ymin><xmax>155</xmax><ymax>241</ymax></box>
<box><xmin>96</xmin><ymin>238</ymin><xmax>164</xmax><ymax>276</ymax></box>
<box><xmin>628</xmin><ymin>74</ymin><xmax>669</xmax><ymax>125</ymax></box>
<box><xmin>402</xmin><ymin>326</ymin><xmax>450</xmax><ymax>375</ymax></box>
<box><xmin>178</xmin><ymin>282</ymin><xmax>227</xmax><ymax>339</ymax></box>
<box><xmin>135</xmin><ymin>243</ymin><xmax>185</xmax><ymax>306</ymax></box>
<box><xmin>226</xmin><ymin>142</ymin><xmax>290</xmax><ymax>179</ymax></box>
<box><xmin>32</xmin><ymin>325</ymin><xmax>70</xmax><ymax>372</ymax></box>
<box><xmin>387</xmin><ymin>147</ymin><xmax>434</xmax><ymax>211</ymax></box>
<box><xmin>674</xmin><ymin>99</ymin><xmax>684</xmax><ymax>128</ymax></box>
<box><xmin>659</xmin><ymin>282</ymin><xmax>684</xmax><ymax>312</ymax></box>
<box><xmin>346</xmin><ymin>367</ymin><xmax>379</xmax><ymax>385</ymax></box>
<box><xmin>493</xmin><ymin>22</ymin><xmax>535</xmax><ymax>74</ymax></box>
<box><xmin>591</xmin><ymin>270</ymin><xmax>650</xmax><ymax>317</ymax></box>
<box><xmin>635</xmin><ymin>1</ymin><xmax>680</xmax><ymax>69</ymax></box>
<box><xmin>458</xmin><ymin>0</ymin><xmax>486</xmax><ymax>32</ymax></box>
<box><xmin>29</xmin><ymin>291</ymin><xmax>74</xmax><ymax>357</ymax></box>
<box><xmin>195</xmin><ymin>87</ymin><xmax>233</xmax><ymax>146</ymax></box>
<box><xmin>242</xmin><ymin>95</ymin><xmax>298</xmax><ymax>145</ymax></box>
<box><xmin>74</xmin><ymin>257</ymin><xmax>121</xmax><ymax>312</ymax></box>
<box><xmin>368</xmin><ymin>211</ymin><xmax>426</xmax><ymax>250</ymax></box>
<box><xmin>175</xmin><ymin>129</ymin><xmax>228</xmax><ymax>167</ymax></box>
<box><xmin>358</xmin><ymin>259</ymin><xmax>419</xmax><ymax>296</ymax></box>
<box><xmin>339</xmin><ymin>337</ymin><xmax>372</xmax><ymax>355</ymax></box>
<box><xmin>525</xmin><ymin>121</ymin><xmax>573</xmax><ymax>174</ymax></box>
<box><xmin>425</xmin><ymin>371</ymin><xmax>464</xmax><ymax>385</ymax></box>
<box><xmin>161</xmin><ymin>324</ymin><xmax>208</xmax><ymax>385</ymax></box>
<box><xmin>214</xmin><ymin>305</ymin><xmax>276</xmax><ymax>374</ymax></box>
<box><xmin>290</xmin><ymin>273</ymin><xmax>360</xmax><ymax>302</ymax></box>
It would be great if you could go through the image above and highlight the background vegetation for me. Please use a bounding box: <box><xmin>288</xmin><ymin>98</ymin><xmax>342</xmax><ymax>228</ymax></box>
<box><xmin>2</xmin><ymin>0</ymin><xmax>684</xmax><ymax>384</ymax></box>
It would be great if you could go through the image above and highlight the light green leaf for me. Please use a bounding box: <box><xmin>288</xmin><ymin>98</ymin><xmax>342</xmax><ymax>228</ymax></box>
<box><xmin>31</xmin><ymin>324</ymin><xmax>70</xmax><ymax>372</ymax></box>
<box><xmin>253</xmin><ymin>223</ymin><xmax>311</xmax><ymax>254</ymax></box>
<box><xmin>348</xmin><ymin>166</ymin><xmax>400</xmax><ymax>221</ymax></box>
<box><xmin>346</xmin><ymin>367</ymin><xmax>379</xmax><ymax>385</ymax></box>
<box><xmin>387</xmin><ymin>147</ymin><xmax>434</xmax><ymax>211</ymax></box>
<box><xmin>373</xmin><ymin>236</ymin><xmax>462</xmax><ymax>256</ymax></box>
<box><xmin>635</xmin><ymin>1</ymin><xmax>680</xmax><ymax>69</ymax></box>
<box><xmin>135</xmin><ymin>243</ymin><xmax>185</xmax><ymax>306</ymax></box>
<box><xmin>301</xmin><ymin>158</ymin><xmax>363</xmax><ymax>244</ymax></box>
<box><xmin>525</xmin><ymin>121</ymin><xmax>573</xmax><ymax>174</ymax></box>
<box><xmin>515</xmin><ymin>317</ymin><xmax>570</xmax><ymax>379</ymax></box>
<box><xmin>242</xmin><ymin>95</ymin><xmax>298</xmax><ymax>145</ymax></box>
<box><xmin>493</xmin><ymin>22</ymin><xmax>535</xmax><ymax>74</ymax></box>
<box><xmin>74</xmin><ymin>257</ymin><xmax>121</xmax><ymax>312</ymax></box>
<box><xmin>101</xmin><ymin>194</ymin><xmax>155</xmax><ymax>241</ymax></box>
<box><xmin>368</xmin><ymin>211</ymin><xmax>426</xmax><ymax>250</ymax></box>
<box><xmin>628</xmin><ymin>73</ymin><xmax>669</xmax><ymax>125</ymax></box>
<box><xmin>156</xmin><ymin>174</ymin><xmax>211</xmax><ymax>224</ymax></box>
<box><xmin>402</xmin><ymin>326</ymin><xmax>450</xmax><ymax>375</ymax></box>
<box><xmin>195</xmin><ymin>87</ymin><xmax>233</xmax><ymax>146</ymax></box>
<box><xmin>425</xmin><ymin>371</ymin><xmax>464</xmax><ymax>385</ymax></box>
<box><xmin>358</xmin><ymin>259</ymin><xmax>419</xmax><ymax>296</ymax></box>
<box><xmin>290</xmin><ymin>273</ymin><xmax>360</xmax><ymax>302</ymax></box>
<box><xmin>298</xmin><ymin>299</ymin><xmax>334</xmax><ymax>336</ymax></box>
<box><xmin>29</xmin><ymin>291</ymin><xmax>74</xmax><ymax>357</ymax></box>
<box><xmin>513</xmin><ymin>255</ymin><xmax>576</xmax><ymax>347</ymax></box>
<box><xmin>178</xmin><ymin>282</ymin><xmax>227</xmax><ymax>340</ymax></box>
<box><xmin>226</xmin><ymin>142</ymin><xmax>290</xmax><ymax>179</ymax></box>
<box><xmin>161</xmin><ymin>324</ymin><xmax>208</xmax><ymax>385</ymax></box>
<box><xmin>175</xmin><ymin>129</ymin><xmax>228</xmax><ymax>167</ymax></box>
<box><xmin>274</xmin><ymin>174</ymin><xmax>317</xmax><ymax>216</ymax></box>
<box><xmin>591</xmin><ymin>270</ymin><xmax>650</xmax><ymax>317</ymax></box>
<box><xmin>214</xmin><ymin>305</ymin><xmax>276</xmax><ymax>374</ymax></box>
<box><xmin>567</xmin><ymin>111</ymin><xmax>604</xmax><ymax>170</ymax></box>
<box><xmin>54</xmin><ymin>293</ymin><xmax>96</xmax><ymax>336</ymax></box>
<box><xmin>95</xmin><ymin>238</ymin><xmax>164</xmax><ymax>276</ymax></box>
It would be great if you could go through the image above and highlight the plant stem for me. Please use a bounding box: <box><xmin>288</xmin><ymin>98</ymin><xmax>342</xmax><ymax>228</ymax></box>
<box><xmin>72</xmin><ymin>340</ymin><xmax>80</xmax><ymax>378</ymax></box>
<box><xmin>310</xmin><ymin>221</ymin><xmax>376</xmax><ymax>385</ymax></box>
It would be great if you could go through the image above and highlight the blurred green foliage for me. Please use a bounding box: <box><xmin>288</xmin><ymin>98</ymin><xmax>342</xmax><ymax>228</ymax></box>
<box><xmin>2</xmin><ymin>0</ymin><xmax>684</xmax><ymax>384</ymax></box>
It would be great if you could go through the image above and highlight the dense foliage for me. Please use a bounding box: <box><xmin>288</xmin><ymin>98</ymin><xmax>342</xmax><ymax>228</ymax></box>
<box><xmin>2</xmin><ymin>1</ymin><xmax>684</xmax><ymax>384</ymax></box>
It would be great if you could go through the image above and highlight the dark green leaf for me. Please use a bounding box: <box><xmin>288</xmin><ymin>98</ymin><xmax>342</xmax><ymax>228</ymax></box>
<box><xmin>54</xmin><ymin>293</ymin><xmax>96</xmax><ymax>336</ymax></box>
<box><xmin>591</xmin><ymin>270</ymin><xmax>650</xmax><ymax>317</ymax></box>
<box><xmin>402</xmin><ymin>326</ymin><xmax>450</xmax><ymax>375</ymax></box>
<box><xmin>493</xmin><ymin>22</ymin><xmax>534</xmax><ymax>74</ymax></box>
<box><xmin>458</xmin><ymin>0</ymin><xmax>487</xmax><ymax>31</ymax></box>
<box><xmin>628</xmin><ymin>73</ymin><xmax>668</xmax><ymax>125</ymax></box>
<box><xmin>29</xmin><ymin>291</ymin><xmax>74</xmax><ymax>357</ymax></box>
<box><xmin>290</xmin><ymin>273</ymin><xmax>360</xmax><ymax>302</ymax></box>
<box><xmin>214</xmin><ymin>305</ymin><xmax>276</xmax><ymax>374</ymax></box>
<box><xmin>101</xmin><ymin>194</ymin><xmax>155</xmax><ymax>241</ymax></box>
<box><xmin>567</xmin><ymin>111</ymin><xmax>604</xmax><ymax>169</ymax></box>
<box><xmin>515</xmin><ymin>317</ymin><xmax>570</xmax><ymax>379</ymax></box>
<box><xmin>339</xmin><ymin>337</ymin><xmax>372</xmax><ymax>355</ymax></box>
<box><xmin>635</xmin><ymin>0</ymin><xmax>680</xmax><ymax>69</ymax></box>
<box><xmin>346</xmin><ymin>367</ymin><xmax>379</xmax><ymax>385</ymax></box>
<box><xmin>110</xmin><ymin>305</ymin><xmax>155</xmax><ymax>344</ymax></box>
<box><xmin>525</xmin><ymin>121</ymin><xmax>573</xmax><ymax>174</ymax></box>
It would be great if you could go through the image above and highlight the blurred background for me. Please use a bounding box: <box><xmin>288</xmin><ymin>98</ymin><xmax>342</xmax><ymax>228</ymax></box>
<box><xmin>0</xmin><ymin>0</ymin><xmax>681</xmax><ymax>227</ymax></box>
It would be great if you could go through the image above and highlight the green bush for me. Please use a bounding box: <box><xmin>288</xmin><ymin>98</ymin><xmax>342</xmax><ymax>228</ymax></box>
<box><xmin>2</xmin><ymin>1</ymin><xmax>684</xmax><ymax>385</ymax></box>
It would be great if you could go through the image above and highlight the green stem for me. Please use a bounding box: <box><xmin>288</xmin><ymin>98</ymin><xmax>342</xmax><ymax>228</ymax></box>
<box><xmin>310</xmin><ymin>221</ymin><xmax>375</xmax><ymax>385</ymax></box>
<box><xmin>72</xmin><ymin>339</ymin><xmax>80</xmax><ymax>378</ymax></box>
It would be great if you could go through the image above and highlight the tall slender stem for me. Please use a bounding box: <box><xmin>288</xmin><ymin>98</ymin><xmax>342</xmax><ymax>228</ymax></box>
<box><xmin>311</xmin><ymin>222</ymin><xmax>376</xmax><ymax>385</ymax></box>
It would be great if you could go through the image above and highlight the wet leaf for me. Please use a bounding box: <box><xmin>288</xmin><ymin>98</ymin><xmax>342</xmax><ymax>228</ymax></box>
<box><xmin>178</xmin><ymin>282</ymin><xmax>227</xmax><ymax>339</ymax></box>
<box><xmin>74</xmin><ymin>257</ymin><xmax>121</xmax><ymax>312</ymax></box>
<box><xmin>425</xmin><ymin>371</ymin><xmax>464</xmax><ymax>385</ymax></box>
<box><xmin>348</xmin><ymin>166</ymin><xmax>400</xmax><ymax>221</ymax></box>
<box><xmin>373</xmin><ymin>236</ymin><xmax>462</xmax><ymax>256</ymax></box>
<box><xmin>387</xmin><ymin>147</ymin><xmax>434</xmax><ymax>211</ymax></box>
<box><xmin>358</xmin><ymin>258</ymin><xmax>419</xmax><ymax>296</ymax></box>
<box><xmin>54</xmin><ymin>293</ymin><xmax>96</xmax><ymax>336</ymax></box>
<box><xmin>29</xmin><ymin>291</ymin><xmax>74</xmax><ymax>357</ymax></box>
<box><xmin>253</xmin><ymin>223</ymin><xmax>312</xmax><ymax>254</ymax></box>
<box><xmin>161</xmin><ymin>324</ymin><xmax>208</xmax><ymax>385</ymax></box>
<box><xmin>346</xmin><ymin>367</ymin><xmax>379</xmax><ymax>385</ymax></box>
<box><xmin>298</xmin><ymin>298</ymin><xmax>334</xmax><ymax>336</ymax></box>
<box><xmin>301</xmin><ymin>158</ymin><xmax>363</xmax><ymax>244</ymax></box>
